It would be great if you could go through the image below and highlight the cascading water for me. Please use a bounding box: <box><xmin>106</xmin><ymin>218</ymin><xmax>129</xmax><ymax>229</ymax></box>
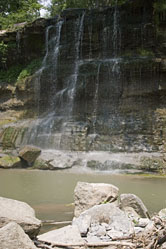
<box><xmin>22</xmin><ymin>1</ymin><xmax>158</xmax><ymax>153</ymax></box>
<box><xmin>24</xmin><ymin>12</ymin><xmax>86</xmax><ymax>149</ymax></box>
<box><xmin>24</xmin><ymin>5</ymin><xmax>122</xmax><ymax>150</ymax></box>
<box><xmin>67</xmin><ymin>12</ymin><xmax>85</xmax><ymax>116</ymax></box>
<box><xmin>24</xmin><ymin>21</ymin><xmax>64</xmax><ymax>148</ymax></box>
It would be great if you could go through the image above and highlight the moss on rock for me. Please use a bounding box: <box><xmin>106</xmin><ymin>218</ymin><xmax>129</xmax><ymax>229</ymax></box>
<box><xmin>0</xmin><ymin>126</ymin><xmax>27</xmax><ymax>149</ymax></box>
<box><xmin>0</xmin><ymin>155</ymin><xmax>21</xmax><ymax>168</ymax></box>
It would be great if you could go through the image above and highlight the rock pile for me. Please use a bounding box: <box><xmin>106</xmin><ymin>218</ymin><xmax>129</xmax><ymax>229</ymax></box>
<box><xmin>37</xmin><ymin>182</ymin><xmax>166</xmax><ymax>249</ymax></box>
<box><xmin>1</xmin><ymin>181</ymin><xmax>166</xmax><ymax>249</ymax></box>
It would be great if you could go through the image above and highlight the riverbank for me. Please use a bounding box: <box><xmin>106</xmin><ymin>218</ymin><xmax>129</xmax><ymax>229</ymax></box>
<box><xmin>1</xmin><ymin>168</ymin><xmax>166</xmax><ymax>230</ymax></box>
<box><xmin>1</xmin><ymin>180</ymin><xmax>166</xmax><ymax>249</ymax></box>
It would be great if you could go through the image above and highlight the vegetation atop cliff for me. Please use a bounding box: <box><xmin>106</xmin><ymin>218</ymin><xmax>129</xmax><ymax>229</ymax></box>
<box><xmin>2</xmin><ymin>0</ymin><xmax>166</xmax><ymax>30</ymax></box>
<box><xmin>0</xmin><ymin>0</ymin><xmax>43</xmax><ymax>29</ymax></box>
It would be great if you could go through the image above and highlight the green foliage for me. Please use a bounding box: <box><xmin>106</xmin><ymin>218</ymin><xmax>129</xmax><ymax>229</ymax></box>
<box><xmin>49</xmin><ymin>0</ymin><xmax>128</xmax><ymax>15</ymax></box>
<box><xmin>17</xmin><ymin>58</ymin><xmax>42</xmax><ymax>81</ymax></box>
<box><xmin>0</xmin><ymin>0</ymin><xmax>43</xmax><ymax>30</ymax></box>
<box><xmin>0</xmin><ymin>64</ymin><xmax>23</xmax><ymax>83</ymax></box>
<box><xmin>136</xmin><ymin>49</ymin><xmax>154</xmax><ymax>57</ymax></box>
<box><xmin>154</xmin><ymin>0</ymin><xmax>166</xmax><ymax>12</ymax></box>
<box><xmin>0</xmin><ymin>58</ymin><xmax>42</xmax><ymax>84</ymax></box>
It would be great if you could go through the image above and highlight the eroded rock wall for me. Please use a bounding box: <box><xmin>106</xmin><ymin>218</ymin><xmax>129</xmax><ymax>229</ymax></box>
<box><xmin>1</xmin><ymin>0</ymin><xmax>166</xmax><ymax>152</ymax></box>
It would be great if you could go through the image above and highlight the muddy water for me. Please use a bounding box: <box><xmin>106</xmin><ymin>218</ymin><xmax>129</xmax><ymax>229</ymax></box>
<box><xmin>1</xmin><ymin>168</ymin><xmax>166</xmax><ymax>232</ymax></box>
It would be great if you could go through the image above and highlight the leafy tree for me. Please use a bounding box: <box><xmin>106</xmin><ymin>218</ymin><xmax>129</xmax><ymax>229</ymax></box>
<box><xmin>0</xmin><ymin>0</ymin><xmax>43</xmax><ymax>29</ymax></box>
<box><xmin>48</xmin><ymin>0</ymin><xmax>128</xmax><ymax>16</ymax></box>
<box><xmin>154</xmin><ymin>0</ymin><xmax>166</xmax><ymax>12</ymax></box>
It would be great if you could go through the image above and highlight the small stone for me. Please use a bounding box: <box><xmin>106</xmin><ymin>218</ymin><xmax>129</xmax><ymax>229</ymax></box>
<box><xmin>73</xmin><ymin>214</ymin><xmax>91</xmax><ymax>236</ymax></box>
<box><xmin>136</xmin><ymin>218</ymin><xmax>150</xmax><ymax>228</ymax></box>
<box><xmin>159</xmin><ymin>209</ymin><xmax>166</xmax><ymax>220</ymax></box>
<box><xmin>107</xmin><ymin>229</ymin><xmax>124</xmax><ymax>239</ymax></box>
<box><xmin>134</xmin><ymin>227</ymin><xmax>144</xmax><ymax>234</ymax></box>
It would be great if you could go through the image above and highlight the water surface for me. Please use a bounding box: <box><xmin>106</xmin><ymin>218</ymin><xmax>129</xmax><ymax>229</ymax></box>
<box><xmin>1</xmin><ymin>168</ymin><xmax>166</xmax><ymax>232</ymax></box>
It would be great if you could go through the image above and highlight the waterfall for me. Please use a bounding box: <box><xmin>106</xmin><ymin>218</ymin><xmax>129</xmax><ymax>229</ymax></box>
<box><xmin>34</xmin><ymin>25</ymin><xmax>54</xmax><ymax>113</ymax></box>
<box><xmin>67</xmin><ymin>12</ymin><xmax>85</xmax><ymax>118</ymax></box>
<box><xmin>18</xmin><ymin>0</ymin><xmax>159</xmax><ymax>155</ymax></box>
<box><xmin>112</xmin><ymin>0</ymin><xmax>121</xmax><ymax>57</ymax></box>
<box><xmin>16</xmin><ymin>31</ymin><xmax>21</xmax><ymax>53</ymax></box>
<box><xmin>24</xmin><ymin>21</ymin><xmax>64</xmax><ymax>148</ymax></box>
<box><xmin>88</xmin><ymin>23</ymin><xmax>93</xmax><ymax>59</ymax></box>
<box><xmin>93</xmin><ymin>63</ymin><xmax>101</xmax><ymax>133</ymax></box>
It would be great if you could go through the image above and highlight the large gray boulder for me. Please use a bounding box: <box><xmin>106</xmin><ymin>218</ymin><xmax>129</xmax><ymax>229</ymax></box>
<box><xmin>74</xmin><ymin>182</ymin><xmax>119</xmax><ymax>217</ymax></box>
<box><xmin>0</xmin><ymin>197</ymin><xmax>41</xmax><ymax>238</ymax></box>
<box><xmin>33</xmin><ymin>150</ymin><xmax>77</xmax><ymax>170</ymax></box>
<box><xmin>0</xmin><ymin>222</ymin><xmax>38</xmax><ymax>249</ymax></box>
<box><xmin>38</xmin><ymin>225</ymin><xmax>84</xmax><ymax>244</ymax></box>
<box><xmin>119</xmin><ymin>193</ymin><xmax>149</xmax><ymax>218</ymax></box>
<box><xmin>19</xmin><ymin>145</ymin><xmax>41</xmax><ymax>165</ymax></box>
<box><xmin>73</xmin><ymin>203</ymin><xmax>134</xmax><ymax>241</ymax></box>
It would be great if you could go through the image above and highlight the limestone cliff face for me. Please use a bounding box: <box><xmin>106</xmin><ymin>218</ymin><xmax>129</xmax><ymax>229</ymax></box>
<box><xmin>1</xmin><ymin>0</ymin><xmax>166</xmax><ymax>152</ymax></box>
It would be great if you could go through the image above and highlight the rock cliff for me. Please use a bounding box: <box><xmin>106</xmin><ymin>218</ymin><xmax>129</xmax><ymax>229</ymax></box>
<box><xmin>0</xmin><ymin>0</ymin><xmax>166</xmax><ymax>153</ymax></box>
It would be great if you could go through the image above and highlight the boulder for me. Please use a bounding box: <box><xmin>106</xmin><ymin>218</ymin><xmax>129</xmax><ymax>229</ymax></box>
<box><xmin>0</xmin><ymin>155</ymin><xmax>22</xmax><ymax>168</ymax></box>
<box><xmin>0</xmin><ymin>197</ymin><xmax>41</xmax><ymax>238</ymax></box>
<box><xmin>38</xmin><ymin>225</ymin><xmax>84</xmax><ymax>244</ymax></box>
<box><xmin>19</xmin><ymin>145</ymin><xmax>41</xmax><ymax>165</ymax></box>
<box><xmin>0</xmin><ymin>222</ymin><xmax>37</xmax><ymax>249</ymax></box>
<box><xmin>119</xmin><ymin>193</ymin><xmax>150</xmax><ymax>218</ymax></box>
<box><xmin>33</xmin><ymin>150</ymin><xmax>77</xmax><ymax>170</ymax></box>
<box><xmin>73</xmin><ymin>203</ymin><xmax>134</xmax><ymax>241</ymax></box>
<box><xmin>87</xmin><ymin>160</ymin><xmax>135</xmax><ymax>170</ymax></box>
<box><xmin>74</xmin><ymin>182</ymin><xmax>119</xmax><ymax>217</ymax></box>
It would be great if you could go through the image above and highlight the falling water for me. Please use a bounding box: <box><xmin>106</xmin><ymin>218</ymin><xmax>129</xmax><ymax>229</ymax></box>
<box><xmin>93</xmin><ymin>63</ymin><xmax>101</xmax><ymax>133</ymax></box>
<box><xmin>49</xmin><ymin>20</ymin><xmax>64</xmax><ymax>109</ymax></box>
<box><xmin>16</xmin><ymin>31</ymin><xmax>21</xmax><ymax>53</ymax></box>
<box><xmin>34</xmin><ymin>25</ymin><xmax>54</xmax><ymax>113</ymax></box>
<box><xmin>67</xmin><ymin>12</ymin><xmax>85</xmax><ymax>117</ymax></box>
<box><xmin>23</xmin><ymin>5</ymin><xmax>124</xmax><ymax>151</ymax></box>
<box><xmin>112</xmin><ymin>0</ymin><xmax>121</xmax><ymax>57</ymax></box>
<box><xmin>88</xmin><ymin>23</ymin><xmax>93</xmax><ymax>58</ymax></box>
<box><xmin>24</xmin><ymin>21</ymin><xmax>64</xmax><ymax>148</ymax></box>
